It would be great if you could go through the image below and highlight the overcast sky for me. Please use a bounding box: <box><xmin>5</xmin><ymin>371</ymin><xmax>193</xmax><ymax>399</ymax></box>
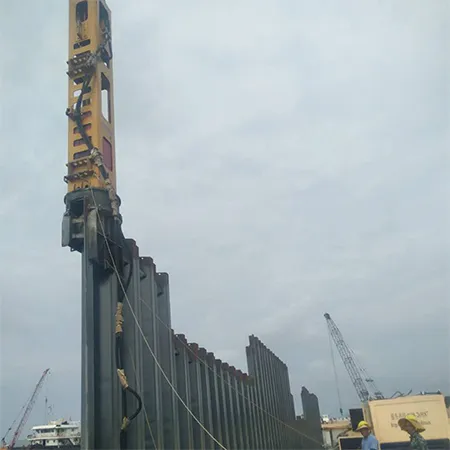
<box><xmin>0</xmin><ymin>0</ymin><xmax>449</xmax><ymax>439</ymax></box>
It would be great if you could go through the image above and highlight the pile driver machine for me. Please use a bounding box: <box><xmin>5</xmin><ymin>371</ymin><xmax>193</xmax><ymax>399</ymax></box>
<box><xmin>62</xmin><ymin>1</ymin><xmax>144</xmax><ymax>448</ymax></box>
<box><xmin>59</xmin><ymin>3</ymin><xmax>321</xmax><ymax>450</ymax></box>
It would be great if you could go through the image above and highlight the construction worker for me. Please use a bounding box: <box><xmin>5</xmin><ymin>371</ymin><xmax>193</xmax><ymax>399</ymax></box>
<box><xmin>398</xmin><ymin>415</ymin><xmax>429</xmax><ymax>450</ymax></box>
<box><xmin>356</xmin><ymin>421</ymin><xmax>379</xmax><ymax>450</ymax></box>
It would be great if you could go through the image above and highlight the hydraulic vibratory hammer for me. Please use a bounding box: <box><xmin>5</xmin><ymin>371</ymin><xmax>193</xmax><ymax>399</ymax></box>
<box><xmin>61</xmin><ymin>2</ymin><xmax>142</xmax><ymax>449</ymax></box>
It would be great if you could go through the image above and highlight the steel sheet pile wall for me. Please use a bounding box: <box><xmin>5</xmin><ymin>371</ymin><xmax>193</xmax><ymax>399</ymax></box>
<box><xmin>134</xmin><ymin>253</ymin><xmax>301</xmax><ymax>449</ymax></box>
<box><xmin>301</xmin><ymin>386</ymin><xmax>323</xmax><ymax>446</ymax></box>
<box><xmin>246</xmin><ymin>335</ymin><xmax>297</xmax><ymax>449</ymax></box>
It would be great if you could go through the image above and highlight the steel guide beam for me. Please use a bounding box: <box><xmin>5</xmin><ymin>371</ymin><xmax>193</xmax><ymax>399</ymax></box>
<box><xmin>70</xmin><ymin>190</ymin><xmax>122</xmax><ymax>450</ymax></box>
<box><xmin>81</xmin><ymin>235</ymin><xmax>121</xmax><ymax>450</ymax></box>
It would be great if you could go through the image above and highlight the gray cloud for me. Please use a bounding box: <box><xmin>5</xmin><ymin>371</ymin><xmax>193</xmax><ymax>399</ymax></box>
<box><xmin>0</xmin><ymin>0</ymin><xmax>448</xmax><ymax>438</ymax></box>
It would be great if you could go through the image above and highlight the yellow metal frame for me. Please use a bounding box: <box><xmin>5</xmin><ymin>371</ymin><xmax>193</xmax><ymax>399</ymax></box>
<box><xmin>66</xmin><ymin>0</ymin><xmax>117</xmax><ymax>193</ymax></box>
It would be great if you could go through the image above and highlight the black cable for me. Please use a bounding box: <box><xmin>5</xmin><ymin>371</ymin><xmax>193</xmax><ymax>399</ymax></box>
<box><xmin>127</xmin><ymin>387</ymin><xmax>143</xmax><ymax>421</ymax></box>
<box><xmin>72</xmin><ymin>74</ymin><xmax>94</xmax><ymax>151</ymax></box>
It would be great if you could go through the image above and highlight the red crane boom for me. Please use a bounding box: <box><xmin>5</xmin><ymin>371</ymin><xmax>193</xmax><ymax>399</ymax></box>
<box><xmin>5</xmin><ymin>368</ymin><xmax>50</xmax><ymax>449</ymax></box>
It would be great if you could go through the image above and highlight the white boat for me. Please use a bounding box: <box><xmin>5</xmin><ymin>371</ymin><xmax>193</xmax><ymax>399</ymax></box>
<box><xmin>26</xmin><ymin>419</ymin><xmax>80</xmax><ymax>448</ymax></box>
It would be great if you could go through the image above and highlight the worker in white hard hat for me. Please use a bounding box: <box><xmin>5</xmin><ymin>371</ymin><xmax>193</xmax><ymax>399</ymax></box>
<box><xmin>356</xmin><ymin>421</ymin><xmax>379</xmax><ymax>450</ymax></box>
<box><xmin>398</xmin><ymin>415</ymin><xmax>428</xmax><ymax>450</ymax></box>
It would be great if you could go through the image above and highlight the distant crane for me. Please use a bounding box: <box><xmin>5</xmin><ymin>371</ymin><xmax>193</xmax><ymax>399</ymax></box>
<box><xmin>1</xmin><ymin>368</ymin><xmax>50</xmax><ymax>449</ymax></box>
<box><xmin>324</xmin><ymin>313</ymin><xmax>384</xmax><ymax>403</ymax></box>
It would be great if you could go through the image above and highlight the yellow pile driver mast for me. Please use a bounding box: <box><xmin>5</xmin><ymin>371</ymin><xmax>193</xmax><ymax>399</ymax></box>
<box><xmin>62</xmin><ymin>1</ymin><xmax>143</xmax><ymax>448</ymax></box>
<box><xmin>65</xmin><ymin>0</ymin><xmax>116</xmax><ymax>203</ymax></box>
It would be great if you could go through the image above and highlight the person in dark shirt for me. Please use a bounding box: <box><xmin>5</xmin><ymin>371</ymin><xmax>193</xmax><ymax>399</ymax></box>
<box><xmin>398</xmin><ymin>415</ymin><xmax>428</xmax><ymax>450</ymax></box>
<box><xmin>356</xmin><ymin>420</ymin><xmax>379</xmax><ymax>450</ymax></box>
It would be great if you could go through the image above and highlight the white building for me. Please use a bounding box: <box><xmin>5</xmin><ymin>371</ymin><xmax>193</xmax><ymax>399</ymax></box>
<box><xmin>27</xmin><ymin>419</ymin><xmax>80</xmax><ymax>447</ymax></box>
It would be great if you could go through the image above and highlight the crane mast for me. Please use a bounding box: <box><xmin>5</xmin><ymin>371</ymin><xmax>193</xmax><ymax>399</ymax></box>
<box><xmin>62</xmin><ymin>1</ymin><xmax>143</xmax><ymax>448</ymax></box>
<box><xmin>324</xmin><ymin>313</ymin><xmax>384</xmax><ymax>403</ymax></box>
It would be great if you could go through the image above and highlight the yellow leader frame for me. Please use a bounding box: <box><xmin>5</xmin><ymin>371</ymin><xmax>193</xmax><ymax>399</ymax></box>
<box><xmin>65</xmin><ymin>0</ymin><xmax>117</xmax><ymax>194</ymax></box>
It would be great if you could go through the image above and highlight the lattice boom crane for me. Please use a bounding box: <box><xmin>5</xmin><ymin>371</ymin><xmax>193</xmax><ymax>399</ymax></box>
<box><xmin>2</xmin><ymin>369</ymin><xmax>50</xmax><ymax>450</ymax></box>
<box><xmin>324</xmin><ymin>313</ymin><xmax>384</xmax><ymax>403</ymax></box>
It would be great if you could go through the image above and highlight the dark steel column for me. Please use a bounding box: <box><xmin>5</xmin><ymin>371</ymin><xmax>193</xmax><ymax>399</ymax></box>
<box><xmin>175</xmin><ymin>334</ymin><xmax>194</xmax><ymax>449</ymax></box>
<box><xmin>140</xmin><ymin>257</ymin><xmax>158</xmax><ymax>449</ymax></box>
<box><xmin>188</xmin><ymin>343</ymin><xmax>205</xmax><ymax>450</ymax></box>
<box><xmin>81</xmin><ymin>236</ymin><xmax>121</xmax><ymax>449</ymax></box>
<box><xmin>275</xmin><ymin>358</ymin><xmax>288</xmax><ymax>448</ymax></box>
<box><xmin>66</xmin><ymin>190</ymin><xmax>122</xmax><ymax>450</ymax></box>
<box><xmin>71</xmin><ymin>190</ymin><xmax>123</xmax><ymax>450</ymax></box>
<box><xmin>207</xmin><ymin>353</ymin><xmax>223</xmax><ymax>450</ymax></box>
<box><xmin>278</xmin><ymin>362</ymin><xmax>288</xmax><ymax>423</ymax></box>
<box><xmin>232</xmin><ymin>369</ymin><xmax>245</xmax><ymax>450</ymax></box>
<box><xmin>215</xmin><ymin>359</ymin><xmax>230</xmax><ymax>449</ymax></box>
<box><xmin>199</xmin><ymin>348</ymin><xmax>215</xmax><ymax>450</ymax></box>
<box><xmin>253</xmin><ymin>337</ymin><xmax>275</xmax><ymax>449</ymax></box>
<box><xmin>170</xmin><ymin>330</ymin><xmax>181</xmax><ymax>450</ymax></box>
<box><xmin>264</xmin><ymin>347</ymin><xmax>282</xmax><ymax>449</ymax></box>
<box><xmin>144</xmin><ymin>264</ymin><xmax>163</xmax><ymax>449</ymax></box>
<box><xmin>241</xmin><ymin>377</ymin><xmax>251</xmax><ymax>449</ymax></box>
<box><xmin>222</xmin><ymin>364</ymin><xmax>237</xmax><ymax>449</ymax></box>
<box><xmin>155</xmin><ymin>272</ymin><xmax>177</xmax><ymax>450</ymax></box>
<box><xmin>246</xmin><ymin>344</ymin><xmax>267</xmax><ymax>449</ymax></box>
<box><xmin>258</xmin><ymin>344</ymin><xmax>274</xmax><ymax>448</ymax></box>
<box><xmin>122</xmin><ymin>240</ymin><xmax>145</xmax><ymax>449</ymax></box>
<box><xmin>244</xmin><ymin>377</ymin><xmax>257</xmax><ymax>450</ymax></box>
